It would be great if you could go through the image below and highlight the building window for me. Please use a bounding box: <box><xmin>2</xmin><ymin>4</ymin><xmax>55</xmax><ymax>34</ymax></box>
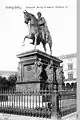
<box><xmin>68</xmin><ymin>73</ymin><xmax>73</xmax><ymax>80</ymax></box>
<box><xmin>68</xmin><ymin>63</ymin><xmax>73</xmax><ymax>70</ymax></box>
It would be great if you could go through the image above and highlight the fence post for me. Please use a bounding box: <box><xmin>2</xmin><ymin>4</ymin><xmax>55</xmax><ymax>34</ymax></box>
<box><xmin>51</xmin><ymin>91</ymin><xmax>61</xmax><ymax>120</ymax></box>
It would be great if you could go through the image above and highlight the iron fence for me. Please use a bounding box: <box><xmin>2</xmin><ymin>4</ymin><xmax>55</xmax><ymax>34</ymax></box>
<box><xmin>0</xmin><ymin>88</ymin><xmax>77</xmax><ymax>118</ymax></box>
<box><xmin>59</xmin><ymin>90</ymin><xmax>76</xmax><ymax>117</ymax></box>
<box><xmin>0</xmin><ymin>89</ymin><xmax>53</xmax><ymax>118</ymax></box>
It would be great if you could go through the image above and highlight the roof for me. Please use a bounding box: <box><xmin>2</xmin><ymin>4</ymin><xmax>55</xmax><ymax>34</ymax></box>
<box><xmin>58</xmin><ymin>53</ymin><xmax>77</xmax><ymax>59</ymax></box>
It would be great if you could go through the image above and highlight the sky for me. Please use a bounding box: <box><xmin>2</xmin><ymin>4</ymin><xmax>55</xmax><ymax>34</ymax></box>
<box><xmin>0</xmin><ymin>0</ymin><xmax>77</xmax><ymax>71</ymax></box>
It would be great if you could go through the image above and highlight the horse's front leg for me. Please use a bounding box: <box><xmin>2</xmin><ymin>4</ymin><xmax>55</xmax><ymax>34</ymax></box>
<box><xmin>23</xmin><ymin>36</ymin><xmax>28</xmax><ymax>43</ymax></box>
<box><xmin>22</xmin><ymin>34</ymin><xmax>31</xmax><ymax>46</ymax></box>
<box><xmin>22</xmin><ymin>36</ymin><xmax>27</xmax><ymax>46</ymax></box>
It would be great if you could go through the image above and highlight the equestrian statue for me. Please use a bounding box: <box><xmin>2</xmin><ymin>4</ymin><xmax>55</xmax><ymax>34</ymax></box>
<box><xmin>23</xmin><ymin>10</ymin><xmax>52</xmax><ymax>55</ymax></box>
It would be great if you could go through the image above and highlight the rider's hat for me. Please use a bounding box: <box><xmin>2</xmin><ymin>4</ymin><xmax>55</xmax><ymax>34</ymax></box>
<box><xmin>37</xmin><ymin>12</ymin><xmax>42</xmax><ymax>16</ymax></box>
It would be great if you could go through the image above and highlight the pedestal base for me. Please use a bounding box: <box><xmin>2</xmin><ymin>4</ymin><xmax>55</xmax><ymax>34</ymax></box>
<box><xmin>16</xmin><ymin>49</ymin><xmax>62</xmax><ymax>91</ymax></box>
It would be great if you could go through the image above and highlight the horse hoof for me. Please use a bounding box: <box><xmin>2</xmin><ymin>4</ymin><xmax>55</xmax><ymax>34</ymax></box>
<box><xmin>22</xmin><ymin>43</ymin><xmax>25</xmax><ymax>46</ymax></box>
<box><xmin>30</xmin><ymin>42</ymin><xmax>34</xmax><ymax>44</ymax></box>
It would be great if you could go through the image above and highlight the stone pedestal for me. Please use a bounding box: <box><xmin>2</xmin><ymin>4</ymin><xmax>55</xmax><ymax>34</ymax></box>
<box><xmin>16</xmin><ymin>49</ymin><xmax>62</xmax><ymax>91</ymax></box>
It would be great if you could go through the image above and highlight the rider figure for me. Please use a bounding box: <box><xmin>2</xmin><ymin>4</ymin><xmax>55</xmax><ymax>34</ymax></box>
<box><xmin>37</xmin><ymin>12</ymin><xmax>49</xmax><ymax>41</ymax></box>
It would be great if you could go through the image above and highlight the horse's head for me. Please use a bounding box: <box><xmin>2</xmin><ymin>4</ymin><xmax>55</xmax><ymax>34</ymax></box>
<box><xmin>23</xmin><ymin>10</ymin><xmax>31</xmax><ymax>24</ymax></box>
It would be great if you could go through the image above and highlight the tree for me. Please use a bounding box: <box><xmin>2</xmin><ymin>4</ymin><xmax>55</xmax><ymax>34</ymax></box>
<box><xmin>0</xmin><ymin>76</ymin><xmax>9</xmax><ymax>88</ymax></box>
<box><xmin>8</xmin><ymin>74</ymin><xmax>17</xmax><ymax>87</ymax></box>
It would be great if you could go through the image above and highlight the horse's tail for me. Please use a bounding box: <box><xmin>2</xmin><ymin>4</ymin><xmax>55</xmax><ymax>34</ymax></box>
<box><xmin>46</xmin><ymin>31</ymin><xmax>53</xmax><ymax>55</ymax></box>
<box><xmin>47</xmin><ymin>31</ymin><xmax>53</xmax><ymax>46</ymax></box>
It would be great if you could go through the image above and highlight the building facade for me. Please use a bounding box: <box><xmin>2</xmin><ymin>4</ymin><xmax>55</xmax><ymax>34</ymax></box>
<box><xmin>58</xmin><ymin>53</ymin><xmax>77</xmax><ymax>85</ymax></box>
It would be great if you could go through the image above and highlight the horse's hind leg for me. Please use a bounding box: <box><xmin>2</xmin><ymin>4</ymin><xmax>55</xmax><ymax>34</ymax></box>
<box><xmin>49</xmin><ymin>44</ymin><xmax>52</xmax><ymax>55</ymax></box>
<box><xmin>50</xmin><ymin>47</ymin><xmax>52</xmax><ymax>55</ymax></box>
<box><xmin>42</xmin><ymin>43</ymin><xmax>46</xmax><ymax>53</ymax></box>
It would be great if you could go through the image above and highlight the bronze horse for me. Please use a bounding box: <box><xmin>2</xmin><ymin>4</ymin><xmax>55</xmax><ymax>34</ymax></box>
<box><xmin>23</xmin><ymin>10</ymin><xmax>52</xmax><ymax>55</ymax></box>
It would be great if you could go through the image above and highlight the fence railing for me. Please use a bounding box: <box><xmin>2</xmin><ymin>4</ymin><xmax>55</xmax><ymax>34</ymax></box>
<box><xmin>59</xmin><ymin>90</ymin><xmax>76</xmax><ymax>117</ymax></box>
<box><xmin>0</xmin><ymin>89</ymin><xmax>52</xmax><ymax>118</ymax></box>
<box><xmin>0</xmin><ymin>88</ymin><xmax>77</xmax><ymax>118</ymax></box>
